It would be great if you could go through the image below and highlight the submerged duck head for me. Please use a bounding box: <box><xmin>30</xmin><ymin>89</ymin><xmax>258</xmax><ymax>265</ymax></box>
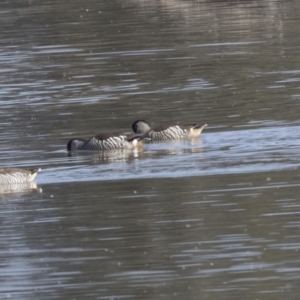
<box><xmin>67</xmin><ymin>138</ymin><xmax>86</xmax><ymax>152</ymax></box>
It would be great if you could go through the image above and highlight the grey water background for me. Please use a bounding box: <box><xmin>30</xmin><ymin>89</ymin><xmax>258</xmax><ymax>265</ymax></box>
<box><xmin>1</xmin><ymin>0</ymin><xmax>300</xmax><ymax>299</ymax></box>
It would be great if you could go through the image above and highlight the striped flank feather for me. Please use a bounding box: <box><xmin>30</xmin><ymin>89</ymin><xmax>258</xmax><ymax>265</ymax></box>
<box><xmin>0</xmin><ymin>168</ymin><xmax>41</xmax><ymax>184</ymax></box>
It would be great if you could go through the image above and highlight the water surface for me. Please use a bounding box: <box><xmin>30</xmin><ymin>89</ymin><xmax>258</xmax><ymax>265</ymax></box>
<box><xmin>1</xmin><ymin>0</ymin><xmax>300</xmax><ymax>299</ymax></box>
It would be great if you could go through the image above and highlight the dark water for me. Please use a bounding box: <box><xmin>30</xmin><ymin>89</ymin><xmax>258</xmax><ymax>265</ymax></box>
<box><xmin>1</xmin><ymin>0</ymin><xmax>300</xmax><ymax>299</ymax></box>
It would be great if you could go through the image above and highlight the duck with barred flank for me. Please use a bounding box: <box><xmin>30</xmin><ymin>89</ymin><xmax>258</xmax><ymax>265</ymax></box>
<box><xmin>132</xmin><ymin>120</ymin><xmax>207</xmax><ymax>142</ymax></box>
<box><xmin>67</xmin><ymin>132</ymin><xmax>144</xmax><ymax>152</ymax></box>
<box><xmin>0</xmin><ymin>168</ymin><xmax>41</xmax><ymax>184</ymax></box>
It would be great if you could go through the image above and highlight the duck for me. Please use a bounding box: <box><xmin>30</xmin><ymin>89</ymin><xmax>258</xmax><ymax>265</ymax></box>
<box><xmin>132</xmin><ymin>120</ymin><xmax>207</xmax><ymax>142</ymax></box>
<box><xmin>0</xmin><ymin>168</ymin><xmax>41</xmax><ymax>184</ymax></box>
<box><xmin>67</xmin><ymin>132</ymin><xmax>144</xmax><ymax>151</ymax></box>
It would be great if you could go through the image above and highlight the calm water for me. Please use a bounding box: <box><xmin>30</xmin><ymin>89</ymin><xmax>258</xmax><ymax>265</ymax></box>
<box><xmin>1</xmin><ymin>0</ymin><xmax>300</xmax><ymax>299</ymax></box>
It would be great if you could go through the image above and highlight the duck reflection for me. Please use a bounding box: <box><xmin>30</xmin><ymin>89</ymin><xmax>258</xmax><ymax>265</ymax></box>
<box><xmin>142</xmin><ymin>137</ymin><xmax>205</xmax><ymax>156</ymax></box>
<box><xmin>150</xmin><ymin>146</ymin><xmax>204</xmax><ymax>158</ymax></box>
<box><xmin>68</xmin><ymin>148</ymin><xmax>142</xmax><ymax>163</ymax></box>
<box><xmin>0</xmin><ymin>181</ymin><xmax>42</xmax><ymax>195</ymax></box>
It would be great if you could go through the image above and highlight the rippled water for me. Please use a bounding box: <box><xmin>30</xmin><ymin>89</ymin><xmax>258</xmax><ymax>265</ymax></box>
<box><xmin>1</xmin><ymin>0</ymin><xmax>300</xmax><ymax>299</ymax></box>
